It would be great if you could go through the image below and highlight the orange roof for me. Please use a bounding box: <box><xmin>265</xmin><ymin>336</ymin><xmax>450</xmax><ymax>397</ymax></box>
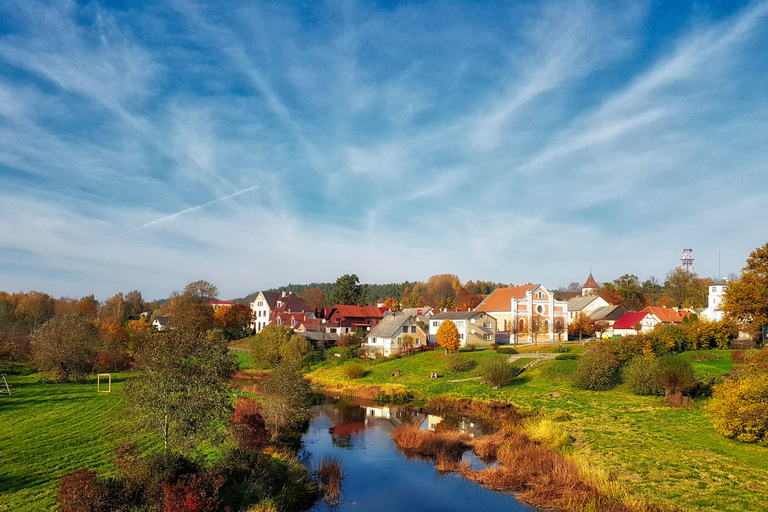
<box><xmin>476</xmin><ymin>285</ymin><xmax>538</xmax><ymax>312</ymax></box>
<box><xmin>642</xmin><ymin>306</ymin><xmax>683</xmax><ymax>323</ymax></box>
<box><xmin>332</xmin><ymin>305</ymin><xmax>384</xmax><ymax>319</ymax></box>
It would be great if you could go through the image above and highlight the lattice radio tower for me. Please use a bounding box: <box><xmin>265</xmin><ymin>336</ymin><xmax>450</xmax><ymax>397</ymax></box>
<box><xmin>680</xmin><ymin>248</ymin><xmax>694</xmax><ymax>271</ymax></box>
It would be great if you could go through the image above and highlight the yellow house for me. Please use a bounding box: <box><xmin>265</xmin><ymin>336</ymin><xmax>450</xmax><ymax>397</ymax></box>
<box><xmin>476</xmin><ymin>284</ymin><xmax>568</xmax><ymax>342</ymax></box>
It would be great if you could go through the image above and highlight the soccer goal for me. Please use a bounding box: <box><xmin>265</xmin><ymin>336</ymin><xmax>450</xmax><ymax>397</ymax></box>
<box><xmin>97</xmin><ymin>373</ymin><xmax>112</xmax><ymax>393</ymax></box>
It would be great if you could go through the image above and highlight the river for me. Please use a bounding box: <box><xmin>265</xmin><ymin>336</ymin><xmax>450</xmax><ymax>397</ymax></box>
<box><xmin>300</xmin><ymin>396</ymin><xmax>535</xmax><ymax>512</ymax></box>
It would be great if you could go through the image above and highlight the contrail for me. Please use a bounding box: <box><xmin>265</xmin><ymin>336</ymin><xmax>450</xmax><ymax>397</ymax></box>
<box><xmin>116</xmin><ymin>185</ymin><xmax>259</xmax><ymax>237</ymax></box>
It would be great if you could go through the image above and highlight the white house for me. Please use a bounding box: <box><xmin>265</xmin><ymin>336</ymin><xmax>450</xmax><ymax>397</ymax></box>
<box><xmin>700</xmin><ymin>284</ymin><xmax>727</xmax><ymax>321</ymax></box>
<box><xmin>428</xmin><ymin>311</ymin><xmax>497</xmax><ymax>347</ymax></box>
<box><xmin>365</xmin><ymin>314</ymin><xmax>427</xmax><ymax>357</ymax></box>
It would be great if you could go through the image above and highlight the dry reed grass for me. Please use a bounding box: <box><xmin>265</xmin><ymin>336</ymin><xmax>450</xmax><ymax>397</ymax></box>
<box><xmin>426</xmin><ymin>396</ymin><xmax>532</xmax><ymax>432</ymax></box>
<box><xmin>305</xmin><ymin>376</ymin><xmax>409</xmax><ymax>401</ymax></box>
<box><xmin>317</xmin><ymin>456</ymin><xmax>343</xmax><ymax>501</ymax></box>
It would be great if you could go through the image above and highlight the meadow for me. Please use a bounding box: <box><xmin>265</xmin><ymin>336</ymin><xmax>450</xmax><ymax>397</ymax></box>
<box><xmin>0</xmin><ymin>371</ymin><xmax>128</xmax><ymax>511</ymax></box>
<box><xmin>307</xmin><ymin>347</ymin><xmax>768</xmax><ymax>512</ymax></box>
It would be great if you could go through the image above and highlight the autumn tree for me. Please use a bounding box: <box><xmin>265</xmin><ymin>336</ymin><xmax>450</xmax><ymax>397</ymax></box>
<box><xmin>455</xmin><ymin>289</ymin><xmax>481</xmax><ymax>310</ymax></box>
<box><xmin>605</xmin><ymin>275</ymin><xmax>647</xmax><ymax>311</ymax></box>
<box><xmin>528</xmin><ymin>314</ymin><xmax>547</xmax><ymax>346</ymax></box>
<box><xmin>330</xmin><ymin>274</ymin><xmax>365</xmax><ymax>306</ymax></box>
<box><xmin>425</xmin><ymin>274</ymin><xmax>461</xmax><ymax>306</ymax></box>
<box><xmin>31</xmin><ymin>315</ymin><xmax>100</xmax><ymax>382</ymax></box>
<box><xmin>168</xmin><ymin>281</ymin><xmax>218</xmax><ymax>334</ymax></box>
<box><xmin>437</xmin><ymin>297</ymin><xmax>456</xmax><ymax>310</ymax></box>
<box><xmin>383</xmin><ymin>297</ymin><xmax>401</xmax><ymax>312</ymax></box>
<box><xmin>656</xmin><ymin>296</ymin><xmax>676</xmax><ymax>308</ymax></box>
<box><xmin>99</xmin><ymin>317</ymin><xmax>130</xmax><ymax>371</ymax></box>
<box><xmin>569</xmin><ymin>312</ymin><xmax>593</xmax><ymax>345</ymax></box>
<box><xmin>126</xmin><ymin>329</ymin><xmax>236</xmax><ymax>451</ymax></box>
<box><xmin>14</xmin><ymin>291</ymin><xmax>55</xmax><ymax>327</ymax></box>
<box><xmin>218</xmin><ymin>304</ymin><xmax>253</xmax><ymax>335</ymax></box>
<box><xmin>401</xmin><ymin>295</ymin><xmax>423</xmax><ymax>308</ymax></box>
<box><xmin>435</xmin><ymin>319</ymin><xmax>460</xmax><ymax>353</ymax></box>
<box><xmin>300</xmin><ymin>287</ymin><xmax>326</xmax><ymax>310</ymax></box>
<box><xmin>593</xmin><ymin>320</ymin><xmax>610</xmax><ymax>339</ymax></box>
<box><xmin>664</xmin><ymin>269</ymin><xmax>710</xmax><ymax>308</ymax></box>
<box><xmin>721</xmin><ymin>241</ymin><xmax>768</xmax><ymax>341</ymax></box>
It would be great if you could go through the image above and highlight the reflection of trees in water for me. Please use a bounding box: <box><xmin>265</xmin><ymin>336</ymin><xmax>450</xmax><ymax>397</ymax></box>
<box><xmin>332</xmin><ymin>435</ymin><xmax>352</xmax><ymax>449</ymax></box>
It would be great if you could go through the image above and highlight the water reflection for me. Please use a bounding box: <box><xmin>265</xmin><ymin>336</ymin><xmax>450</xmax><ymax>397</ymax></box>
<box><xmin>302</xmin><ymin>396</ymin><xmax>534</xmax><ymax>512</ymax></box>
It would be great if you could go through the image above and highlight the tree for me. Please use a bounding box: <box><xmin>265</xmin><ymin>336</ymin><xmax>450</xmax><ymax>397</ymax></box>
<box><xmin>183</xmin><ymin>280</ymin><xmax>219</xmax><ymax>302</ymax></box>
<box><xmin>251</xmin><ymin>325</ymin><xmax>309</xmax><ymax>367</ymax></box>
<box><xmin>437</xmin><ymin>297</ymin><xmax>456</xmax><ymax>310</ymax></box>
<box><xmin>216</xmin><ymin>304</ymin><xmax>252</xmax><ymax>334</ymax></box>
<box><xmin>721</xmin><ymin>242</ymin><xmax>768</xmax><ymax>341</ymax></box>
<box><xmin>528</xmin><ymin>314</ymin><xmax>546</xmax><ymax>346</ymax></box>
<box><xmin>607</xmin><ymin>274</ymin><xmax>647</xmax><ymax>311</ymax></box>
<box><xmin>401</xmin><ymin>295</ymin><xmax>423</xmax><ymax>308</ymax></box>
<box><xmin>425</xmin><ymin>274</ymin><xmax>461</xmax><ymax>305</ymax></box>
<box><xmin>126</xmin><ymin>330</ymin><xmax>236</xmax><ymax>451</ymax></box>
<box><xmin>642</xmin><ymin>276</ymin><xmax>663</xmax><ymax>305</ymax></box>
<box><xmin>167</xmin><ymin>281</ymin><xmax>219</xmax><ymax>334</ymax></box>
<box><xmin>656</xmin><ymin>296</ymin><xmax>676</xmax><ymax>308</ymax></box>
<box><xmin>399</xmin><ymin>334</ymin><xmax>415</xmax><ymax>354</ymax></box>
<box><xmin>435</xmin><ymin>319</ymin><xmax>460</xmax><ymax>353</ymax></box>
<box><xmin>259</xmin><ymin>361</ymin><xmax>312</xmax><ymax>440</ymax></box>
<box><xmin>455</xmin><ymin>289</ymin><xmax>481</xmax><ymax>310</ymax></box>
<box><xmin>14</xmin><ymin>291</ymin><xmax>55</xmax><ymax>327</ymax></box>
<box><xmin>300</xmin><ymin>287</ymin><xmax>326</xmax><ymax>310</ymax></box>
<box><xmin>569</xmin><ymin>312</ymin><xmax>593</xmax><ymax>345</ymax></box>
<box><xmin>329</xmin><ymin>274</ymin><xmax>365</xmax><ymax>306</ymax></box>
<box><xmin>31</xmin><ymin>315</ymin><xmax>101</xmax><ymax>382</ymax></box>
<box><xmin>382</xmin><ymin>297</ymin><xmax>401</xmax><ymax>312</ymax></box>
<box><xmin>664</xmin><ymin>269</ymin><xmax>710</xmax><ymax>308</ymax></box>
<box><xmin>593</xmin><ymin>320</ymin><xmax>610</xmax><ymax>339</ymax></box>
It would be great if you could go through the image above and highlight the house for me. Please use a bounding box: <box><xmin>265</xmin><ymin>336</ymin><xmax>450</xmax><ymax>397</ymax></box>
<box><xmin>588</xmin><ymin>305</ymin><xmax>627</xmax><ymax>337</ymax></box>
<box><xmin>294</xmin><ymin>319</ymin><xmax>339</xmax><ymax>348</ymax></box>
<box><xmin>582</xmin><ymin>273</ymin><xmax>600</xmax><ymax>296</ymax></box>
<box><xmin>323</xmin><ymin>305</ymin><xmax>384</xmax><ymax>335</ymax></box>
<box><xmin>641</xmin><ymin>306</ymin><xmax>693</xmax><ymax>324</ymax></box>
<box><xmin>475</xmin><ymin>284</ymin><xmax>568</xmax><ymax>342</ymax></box>
<box><xmin>250</xmin><ymin>291</ymin><xmax>313</xmax><ymax>332</ymax></box>
<box><xmin>365</xmin><ymin>314</ymin><xmax>427</xmax><ymax>357</ymax></box>
<box><xmin>612</xmin><ymin>312</ymin><xmax>658</xmax><ymax>336</ymax></box>
<box><xmin>209</xmin><ymin>300</ymin><xmax>233</xmax><ymax>312</ymax></box>
<box><xmin>700</xmin><ymin>284</ymin><xmax>727</xmax><ymax>321</ymax></box>
<box><xmin>567</xmin><ymin>295</ymin><xmax>610</xmax><ymax>320</ymax></box>
<box><xmin>428</xmin><ymin>311</ymin><xmax>497</xmax><ymax>347</ymax></box>
<box><xmin>152</xmin><ymin>316</ymin><xmax>170</xmax><ymax>331</ymax></box>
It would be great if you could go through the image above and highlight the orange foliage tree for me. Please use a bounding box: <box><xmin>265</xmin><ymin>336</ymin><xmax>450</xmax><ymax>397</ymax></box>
<box><xmin>436</xmin><ymin>319</ymin><xmax>460</xmax><ymax>353</ymax></box>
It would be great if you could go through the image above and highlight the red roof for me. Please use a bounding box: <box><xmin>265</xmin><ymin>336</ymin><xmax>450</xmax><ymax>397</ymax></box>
<box><xmin>332</xmin><ymin>305</ymin><xmax>384</xmax><ymax>319</ymax></box>
<box><xmin>642</xmin><ymin>307</ymin><xmax>683</xmax><ymax>324</ymax></box>
<box><xmin>476</xmin><ymin>285</ymin><xmax>538</xmax><ymax>312</ymax></box>
<box><xmin>613</xmin><ymin>312</ymin><xmax>650</xmax><ymax>330</ymax></box>
<box><xmin>582</xmin><ymin>274</ymin><xmax>599</xmax><ymax>290</ymax></box>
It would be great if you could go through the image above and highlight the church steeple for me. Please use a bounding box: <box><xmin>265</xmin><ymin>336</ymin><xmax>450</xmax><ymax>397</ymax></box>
<box><xmin>582</xmin><ymin>273</ymin><xmax>599</xmax><ymax>296</ymax></box>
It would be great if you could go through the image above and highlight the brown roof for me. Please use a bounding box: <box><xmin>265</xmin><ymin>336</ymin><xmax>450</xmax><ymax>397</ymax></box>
<box><xmin>332</xmin><ymin>305</ymin><xmax>384</xmax><ymax>319</ymax></box>
<box><xmin>476</xmin><ymin>285</ymin><xmax>538</xmax><ymax>312</ymax></box>
<box><xmin>582</xmin><ymin>274</ymin><xmax>599</xmax><ymax>289</ymax></box>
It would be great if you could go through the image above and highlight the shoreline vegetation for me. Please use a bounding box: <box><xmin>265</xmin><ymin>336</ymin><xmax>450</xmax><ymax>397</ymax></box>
<box><xmin>305</xmin><ymin>344</ymin><xmax>768</xmax><ymax>512</ymax></box>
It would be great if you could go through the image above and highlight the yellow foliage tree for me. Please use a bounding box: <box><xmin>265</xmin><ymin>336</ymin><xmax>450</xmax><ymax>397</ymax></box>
<box><xmin>383</xmin><ymin>297</ymin><xmax>401</xmax><ymax>312</ymax></box>
<box><xmin>436</xmin><ymin>319</ymin><xmax>460</xmax><ymax>353</ymax></box>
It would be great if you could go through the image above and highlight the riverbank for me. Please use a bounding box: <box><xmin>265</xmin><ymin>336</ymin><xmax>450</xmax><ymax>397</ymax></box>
<box><xmin>306</xmin><ymin>348</ymin><xmax>768</xmax><ymax>512</ymax></box>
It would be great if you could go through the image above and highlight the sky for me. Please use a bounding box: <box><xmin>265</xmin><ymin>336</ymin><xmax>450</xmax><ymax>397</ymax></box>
<box><xmin>1</xmin><ymin>0</ymin><xmax>767</xmax><ymax>301</ymax></box>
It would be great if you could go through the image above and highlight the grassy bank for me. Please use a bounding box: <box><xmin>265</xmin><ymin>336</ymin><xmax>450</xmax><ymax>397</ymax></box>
<box><xmin>307</xmin><ymin>348</ymin><xmax>768</xmax><ymax>512</ymax></box>
<box><xmin>0</xmin><ymin>371</ymin><xmax>128</xmax><ymax>511</ymax></box>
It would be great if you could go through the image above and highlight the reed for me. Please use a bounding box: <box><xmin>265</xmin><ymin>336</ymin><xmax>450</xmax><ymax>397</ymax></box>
<box><xmin>317</xmin><ymin>456</ymin><xmax>343</xmax><ymax>501</ymax></box>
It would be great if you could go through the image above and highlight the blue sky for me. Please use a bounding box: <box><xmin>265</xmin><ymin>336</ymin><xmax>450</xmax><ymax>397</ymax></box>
<box><xmin>1</xmin><ymin>0</ymin><xmax>767</xmax><ymax>301</ymax></box>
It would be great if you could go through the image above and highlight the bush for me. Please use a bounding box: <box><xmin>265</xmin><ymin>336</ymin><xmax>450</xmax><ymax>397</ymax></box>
<box><xmin>445</xmin><ymin>352</ymin><xmax>476</xmax><ymax>373</ymax></box>
<box><xmin>480</xmin><ymin>358</ymin><xmax>517</xmax><ymax>388</ymax></box>
<box><xmin>57</xmin><ymin>468</ymin><xmax>104</xmax><ymax>512</ymax></box>
<box><xmin>654</xmin><ymin>354</ymin><xmax>696</xmax><ymax>396</ymax></box>
<box><xmin>163</xmin><ymin>474</ymin><xmax>222</xmax><ymax>512</ymax></box>
<box><xmin>342</xmin><ymin>363</ymin><xmax>364</xmax><ymax>379</ymax></box>
<box><xmin>708</xmin><ymin>373</ymin><xmax>768</xmax><ymax>442</ymax></box>
<box><xmin>491</xmin><ymin>343</ymin><xmax>500</xmax><ymax>351</ymax></box>
<box><xmin>624</xmin><ymin>355</ymin><xmax>658</xmax><ymax>395</ymax></box>
<box><xmin>552</xmin><ymin>344</ymin><xmax>569</xmax><ymax>353</ymax></box>
<box><xmin>554</xmin><ymin>353</ymin><xmax>578</xmax><ymax>360</ymax></box>
<box><xmin>573</xmin><ymin>343</ymin><xmax>620</xmax><ymax>390</ymax></box>
<box><xmin>496</xmin><ymin>347</ymin><xmax>518</xmax><ymax>354</ymax></box>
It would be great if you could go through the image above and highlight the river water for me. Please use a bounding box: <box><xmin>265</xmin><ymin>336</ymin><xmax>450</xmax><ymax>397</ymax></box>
<box><xmin>300</xmin><ymin>397</ymin><xmax>535</xmax><ymax>512</ymax></box>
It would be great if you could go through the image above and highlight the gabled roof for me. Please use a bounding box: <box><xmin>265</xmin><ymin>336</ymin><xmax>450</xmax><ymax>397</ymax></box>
<box><xmin>257</xmin><ymin>291</ymin><xmax>281</xmax><ymax>309</ymax></box>
<box><xmin>475</xmin><ymin>285</ymin><xmax>538</xmax><ymax>312</ymax></box>
<box><xmin>430</xmin><ymin>311</ymin><xmax>487</xmax><ymax>321</ymax></box>
<box><xmin>275</xmin><ymin>293</ymin><xmax>311</xmax><ymax>313</ymax></box>
<box><xmin>153</xmin><ymin>316</ymin><xmax>170</xmax><ymax>325</ymax></box>
<box><xmin>296</xmin><ymin>318</ymin><xmax>323</xmax><ymax>331</ymax></box>
<box><xmin>642</xmin><ymin>307</ymin><xmax>684</xmax><ymax>324</ymax></box>
<box><xmin>612</xmin><ymin>312</ymin><xmax>651</xmax><ymax>330</ymax></box>
<box><xmin>567</xmin><ymin>295</ymin><xmax>601</xmax><ymax>312</ymax></box>
<box><xmin>588</xmin><ymin>305</ymin><xmax>626</xmax><ymax>321</ymax></box>
<box><xmin>368</xmin><ymin>314</ymin><xmax>414</xmax><ymax>339</ymax></box>
<box><xmin>332</xmin><ymin>305</ymin><xmax>384</xmax><ymax>319</ymax></box>
<box><xmin>582</xmin><ymin>274</ymin><xmax>599</xmax><ymax>289</ymax></box>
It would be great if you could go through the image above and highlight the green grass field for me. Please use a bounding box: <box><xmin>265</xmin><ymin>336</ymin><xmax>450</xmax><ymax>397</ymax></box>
<box><xmin>0</xmin><ymin>371</ymin><xmax>128</xmax><ymax>511</ymax></box>
<box><xmin>308</xmin><ymin>348</ymin><xmax>768</xmax><ymax>512</ymax></box>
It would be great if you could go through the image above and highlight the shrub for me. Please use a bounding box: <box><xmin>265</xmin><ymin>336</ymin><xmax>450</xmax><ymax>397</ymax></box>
<box><xmin>480</xmin><ymin>358</ymin><xmax>517</xmax><ymax>388</ymax></box>
<box><xmin>496</xmin><ymin>347</ymin><xmax>518</xmax><ymax>354</ymax></box>
<box><xmin>554</xmin><ymin>353</ymin><xmax>578</xmax><ymax>360</ymax></box>
<box><xmin>230</xmin><ymin>397</ymin><xmax>270</xmax><ymax>452</ymax></box>
<box><xmin>491</xmin><ymin>343</ymin><xmax>500</xmax><ymax>351</ymax></box>
<box><xmin>654</xmin><ymin>354</ymin><xmax>696</xmax><ymax>396</ymax></box>
<box><xmin>445</xmin><ymin>352</ymin><xmax>476</xmax><ymax>373</ymax></box>
<box><xmin>552</xmin><ymin>344</ymin><xmax>569</xmax><ymax>353</ymax></box>
<box><xmin>709</xmin><ymin>373</ymin><xmax>768</xmax><ymax>443</ymax></box>
<box><xmin>342</xmin><ymin>362</ymin><xmax>364</xmax><ymax>379</ymax></box>
<box><xmin>163</xmin><ymin>474</ymin><xmax>222</xmax><ymax>512</ymax></box>
<box><xmin>57</xmin><ymin>468</ymin><xmax>104</xmax><ymax>512</ymax></box>
<box><xmin>573</xmin><ymin>343</ymin><xmax>620</xmax><ymax>390</ymax></box>
<box><xmin>624</xmin><ymin>355</ymin><xmax>658</xmax><ymax>395</ymax></box>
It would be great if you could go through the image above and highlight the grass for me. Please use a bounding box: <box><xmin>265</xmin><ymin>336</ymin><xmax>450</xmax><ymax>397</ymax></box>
<box><xmin>307</xmin><ymin>348</ymin><xmax>768</xmax><ymax>512</ymax></box>
<box><xmin>0</xmin><ymin>371</ymin><xmax>129</xmax><ymax>511</ymax></box>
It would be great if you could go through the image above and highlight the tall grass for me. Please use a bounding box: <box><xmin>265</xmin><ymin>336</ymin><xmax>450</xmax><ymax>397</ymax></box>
<box><xmin>316</xmin><ymin>456</ymin><xmax>343</xmax><ymax>502</ymax></box>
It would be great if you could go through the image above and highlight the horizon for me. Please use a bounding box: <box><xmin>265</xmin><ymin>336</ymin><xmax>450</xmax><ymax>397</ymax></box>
<box><xmin>1</xmin><ymin>0</ymin><xmax>766</xmax><ymax>301</ymax></box>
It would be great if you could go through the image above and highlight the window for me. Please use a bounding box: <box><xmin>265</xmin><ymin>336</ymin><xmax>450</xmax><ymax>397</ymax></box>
<box><xmin>432</xmin><ymin>321</ymin><xmax>439</xmax><ymax>327</ymax></box>
<box><xmin>483</xmin><ymin>322</ymin><xmax>491</xmax><ymax>328</ymax></box>
<box><xmin>411</xmin><ymin>326</ymin><xmax>417</xmax><ymax>333</ymax></box>
<box><xmin>458</xmin><ymin>334</ymin><xmax>464</xmax><ymax>340</ymax></box>
<box><xmin>456</xmin><ymin>321</ymin><xmax>464</xmax><ymax>328</ymax></box>
<box><xmin>416</xmin><ymin>339</ymin><xmax>421</xmax><ymax>346</ymax></box>
<box><xmin>257</xmin><ymin>301</ymin><xmax>263</xmax><ymax>306</ymax></box>
<box><xmin>330</xmin><ymin>328</ymin><xmax>337</xmax><ymax>333</ymax></box>
<box><xmin>484</xmin><ymin>334</ymin><xmax>492</xmax><ymax>341</ymax></box>
<box><xmin>536</xmin><ymin>305</ymin><xmax>544</xmax><ymax>314</ymax></box>
<box><xmin>402</xmin><ymin>326</ymin><xmax>409</xmax><ymax>333</ymax></box>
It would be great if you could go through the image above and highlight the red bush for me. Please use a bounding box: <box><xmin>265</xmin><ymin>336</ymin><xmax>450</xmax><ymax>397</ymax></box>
<box><xmin>230</xmin><ymin>397</ymin><xmax>270</xmax><ymax>451</ymax></box>
<box><xmin>163</xmin><ymin>474</ymin><xmax>222</xmax><ymax>512</ymax></box>
<box><xmin>57</xmin><ymin>468</ymin><xmax>104</xmax><ymax>512</ymax></box>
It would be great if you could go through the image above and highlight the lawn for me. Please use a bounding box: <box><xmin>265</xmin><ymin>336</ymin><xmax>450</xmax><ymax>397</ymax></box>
<box><xmin>308</xmin><ymin>348</ymin><xmax>768</xmax><ymax>512</ymax></box>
